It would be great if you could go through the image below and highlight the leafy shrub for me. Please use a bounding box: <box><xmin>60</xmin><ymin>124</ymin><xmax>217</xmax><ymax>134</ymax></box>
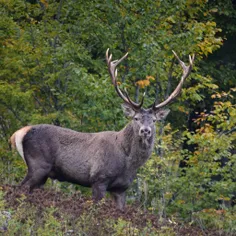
<box><xmin>137</xmin><ymin>91</ymin><xmax>235</xmax><ymax>231</ymax></box>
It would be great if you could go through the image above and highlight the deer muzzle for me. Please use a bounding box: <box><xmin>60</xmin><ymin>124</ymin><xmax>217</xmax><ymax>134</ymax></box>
<box><xmin>139</xmin><ymin>126</ymin><xmax>152</xmax><ymax>138</ymax></box>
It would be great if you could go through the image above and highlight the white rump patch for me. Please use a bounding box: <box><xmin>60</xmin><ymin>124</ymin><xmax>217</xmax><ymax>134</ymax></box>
<box><xmin>14</xmin><ymin>126</ymin><xmax>31</xmax><ymax>163</ymax></box>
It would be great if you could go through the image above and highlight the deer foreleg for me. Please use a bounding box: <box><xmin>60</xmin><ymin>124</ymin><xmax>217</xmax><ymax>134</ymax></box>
<box><xmin>111</xmin><ymin>191</ymin><xmax>126</xmax><ymax>211</ymax></box>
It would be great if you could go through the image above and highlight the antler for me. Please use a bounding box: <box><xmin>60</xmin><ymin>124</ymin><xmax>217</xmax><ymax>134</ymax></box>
<box><xmin>106</xmin><ymin>48</ymin><xmax>144</xmax><ymax>110</ymax></box>
<box><xmin>153</xmin><ymin>50</ymin><xmax>195</xmax><ymax>111</ymax></box>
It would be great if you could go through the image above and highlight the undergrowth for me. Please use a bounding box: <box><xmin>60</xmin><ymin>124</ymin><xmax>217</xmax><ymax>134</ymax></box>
<box><xmin>0</xmin><ymin>187</ymin><xmax>176</xmax><ymax>236</ymax></box>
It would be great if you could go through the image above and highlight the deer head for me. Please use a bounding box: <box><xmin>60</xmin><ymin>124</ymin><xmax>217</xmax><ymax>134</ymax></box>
<box><xmin>106</xmin><ymin>49</ymin><xmax>195</xmax><ymax>144</ymax></box>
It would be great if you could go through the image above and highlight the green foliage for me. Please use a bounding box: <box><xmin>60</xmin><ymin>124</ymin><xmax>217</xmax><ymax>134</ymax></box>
<box><xmin>193</xmin><ymin>208</ymin><xmax>236</xmax><ymax>234</ymax></box>
<box><xmin>0</xmin><ymin>0</ymin><xmax>235</xmax><ymax>233</ymax></box>
<box><xmin>137</xmin><ymin>90</ymin><xmax>236</xmax><ymax>231</ymax></box>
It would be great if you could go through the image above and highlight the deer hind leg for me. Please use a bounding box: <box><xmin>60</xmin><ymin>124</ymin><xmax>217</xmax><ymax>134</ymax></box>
<box><xmin>21</xmin><ymin>156</ymin><xmax>51</xmax><ymax>192</ymax></box>
<box><xmin>20</xmin><ymin>171</ymin><xmax>32</xmax><ymax>186</ymax></box>
<box><xmin>21</xmin><ymin>170</ymin><xmax>49</xmax><ymax>192</ymax></box>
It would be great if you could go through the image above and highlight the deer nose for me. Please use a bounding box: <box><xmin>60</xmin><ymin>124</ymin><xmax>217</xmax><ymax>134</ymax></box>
<box><xmin>140</xmin><ymin>127</ymin><xmax>151</xmax><ymax>136</ymax></box>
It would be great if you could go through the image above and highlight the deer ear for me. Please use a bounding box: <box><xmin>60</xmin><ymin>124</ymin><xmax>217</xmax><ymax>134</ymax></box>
<box><xmin>121</xmin><ymin>103</ymin><xmax>136</xmax><ymax>117</ymax></box>
<box><xmin>155</xmin><ymin>109</ymin><xmax>170</xmax><ymax>121</ymax></box>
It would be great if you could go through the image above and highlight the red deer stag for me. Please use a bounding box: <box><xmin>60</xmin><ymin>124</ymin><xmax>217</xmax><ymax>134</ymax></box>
<box><xmin>10</xmin><ymin>49</ymin><xmax>194</xmax><ymax>210</ymax></box>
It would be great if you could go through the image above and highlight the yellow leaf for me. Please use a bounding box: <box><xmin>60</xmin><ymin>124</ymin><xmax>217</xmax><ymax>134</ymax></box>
<box><xmin>222</xmin><ymin>92</ymin><xmax>227</xmax><ymax>97</ymax></box>
<box><xmin>146</xmin><ymin>75</ymin><xmax>155</xmax><ymax>81</ymax></box>
<box><xmin>177</xmin><ymin>200</ymin><xmax>185</xmax><ymax>204</ymax></box>
<box><xmin>164</xmin><ymin>44</ymin><xmax>169</xmax><ymax>50</ymax></box>
<box><xmin>40</xmin><ymin>0</ymin><xmax>48</xmax><ymax>8</ymax></box>
<box><xmin>215</xmin><ymin>210</ymin><xmax>226</xmax><ymax>215</ymax></box>
<box><xmin>166</xmin><ymin>16</ymin><xmax>176</xmax><ymax>23</ymax></box>
<box><xmin>136</xmin><ymin>79</ymin><xmax>150</xmax><ymax>88</ymax></box>
<box><xmin>178</xmin><ymin>106</ymin><xmax>185</xmax><ymax>112</ymax></box>
<box><xmin>207</xmin><ymin>46</ymin><xmax>213</xmax><ymax>53</ymax></box>
<box><xmin>210</xmin><ymin>8</ymin><xmax>218</xmax><ymax>13</ymax></box>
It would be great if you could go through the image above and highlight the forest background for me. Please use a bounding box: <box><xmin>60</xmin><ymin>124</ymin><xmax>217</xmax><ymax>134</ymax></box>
<box><xmin>0</xmin><ymin>0</ymin><xmax>235</xmax><ymax>234</ymax></box>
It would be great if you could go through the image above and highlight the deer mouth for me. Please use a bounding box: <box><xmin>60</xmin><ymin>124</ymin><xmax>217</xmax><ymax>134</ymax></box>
<box><xmin>140</xmin><ymin>133</ymin><xmax>151</xmax><ymax>139</ymax></box>
<box><xmin>139</xmin><ymin>135</ymin><xmax>152</xmax><ymax>148</ymax></box>
<box><xmin>139</xmin><ymin>133</ymin><xmax>152</xmax><ymax>148</ymax></box>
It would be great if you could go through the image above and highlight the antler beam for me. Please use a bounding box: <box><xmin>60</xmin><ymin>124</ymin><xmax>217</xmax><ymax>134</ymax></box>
<box><xmin>152</xmin><ymin>51</ymin><xmax>195</xmax><ymax>110</ymax></box>
<box><xmin>106</xmin><ymin>48</ymin><xmax>144</xmax><ymax>110</ymax></box>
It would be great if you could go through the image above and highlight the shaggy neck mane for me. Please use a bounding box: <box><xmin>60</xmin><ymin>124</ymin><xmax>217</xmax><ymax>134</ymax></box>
<box><xmin>118</xmin><ymin>122</ymin><xmax>155</xmax><ymax>170</ymax></box>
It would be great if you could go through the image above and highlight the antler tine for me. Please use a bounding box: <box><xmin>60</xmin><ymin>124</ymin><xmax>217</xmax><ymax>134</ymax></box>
<box><xmin>106</xmin><ymin>48</ymin><xmax>144</xmax><ymax>110</ymax></box>
<box><xmin>124</xmin><ymin>89</ymin><xmax>145</xmax><ymax>109</ymax></box>
<box><xmin>153</xmin><ymin>51</ymin><xmax>195</xmax><ymax>111</ymax></box>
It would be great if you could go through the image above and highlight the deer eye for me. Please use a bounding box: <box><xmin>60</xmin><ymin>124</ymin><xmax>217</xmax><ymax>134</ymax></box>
<box><xmin>153</xmin><ymin>118</ymin><xmax>157</xmax><ymax>122</ymax></box>
<box><xmin>134</xmin><ymin>117</ymin><xmax>139</xmax><ymax>121</ymax></box>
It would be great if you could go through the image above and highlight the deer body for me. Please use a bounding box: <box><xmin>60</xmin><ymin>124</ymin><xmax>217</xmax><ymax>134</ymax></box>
<box><xmin>22</xmin><ymin>122</ymin><xmax>154</xmax><ymax>189</ymax></box>
<box><xmin>11</xmin><ymin>49</ymin><xmax>194</xmax><ymax>210</ymax></box>
<box><xmin>11</xmin><ymin>108</ymin><xmax>165</xmax><ymax>210</ymax></box>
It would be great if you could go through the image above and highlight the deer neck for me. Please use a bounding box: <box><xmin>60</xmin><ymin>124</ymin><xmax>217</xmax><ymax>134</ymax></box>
<box><xmin>119</xmin><ymin>122</ymin><xmax>155</xmax><ymax>170</ymax></box>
